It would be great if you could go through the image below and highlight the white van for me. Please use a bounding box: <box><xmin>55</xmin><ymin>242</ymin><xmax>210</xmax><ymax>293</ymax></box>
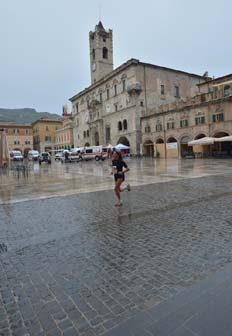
<box><xmin>61</xmin><ymin>148</ymin><xmax>81</xmax><ymax>163</ymax></box>
<box><xmin>28</xmin><ymin>150</ymin><xmax>39</xmax><ymax>161</ymax></box>
<box><xmin>10</xmin><ymin>150</ymin><xmax>24</xmax><ymax>161</ymax></box>
<box><xmin>69</xmin><ymin>148</ymin><xmax>82</xmax><ymax>161</ymax></box>
<box><xmin>80</xmin><ymin>146</ymin><xmax>105</xmax><ymax>161</ymax></box>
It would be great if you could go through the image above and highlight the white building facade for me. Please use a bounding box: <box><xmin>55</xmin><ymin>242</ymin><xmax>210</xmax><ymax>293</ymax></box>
<box><xmin>70</xmin><ymin>22</ymin><xmax>206</xmax><ymax>155</ymax></box>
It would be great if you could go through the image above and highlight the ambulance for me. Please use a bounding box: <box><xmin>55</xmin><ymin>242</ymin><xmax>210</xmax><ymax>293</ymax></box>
<box><xmin>79</xmin><ymin>146</ymin><xmax>108</xmax><ymax>161</ymax></box>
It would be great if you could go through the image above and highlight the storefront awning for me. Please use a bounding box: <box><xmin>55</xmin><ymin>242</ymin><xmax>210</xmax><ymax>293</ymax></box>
<box><xmin>188</xmin><ymin>137</ymin><xmax>215</xmax><ymax>146</ymax></box>
<box><xmin>214</xmin><ymin>136</ymin><xmax>232</xmax><ymax>142</ymax></box>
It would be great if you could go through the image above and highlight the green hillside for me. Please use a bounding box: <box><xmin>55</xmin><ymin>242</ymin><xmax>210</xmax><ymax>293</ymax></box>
<box><xmin>0</xmin><ymin>108</ymin><xmax>62</xmax><ymax>124</ymax></box>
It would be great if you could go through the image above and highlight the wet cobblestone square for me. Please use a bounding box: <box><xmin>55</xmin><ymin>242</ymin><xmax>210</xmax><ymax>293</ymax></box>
<box><xmin>1</xmin><ymin>158</ymin><xmax>232</xmax><ymax>335</ymax></box>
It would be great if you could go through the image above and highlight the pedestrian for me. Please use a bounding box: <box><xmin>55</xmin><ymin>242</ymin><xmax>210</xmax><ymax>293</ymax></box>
<box><xmin>111</xmin><ymin>151</ymin><xmax>130</xmax><ymax>206</ymax></box>
<box><xmin>64</xmin><ymin>151</ymin><xmax>69</xmax><ymax>162</ymax></box>
<box><xmin>108</xmin><ymin>148</ymin><xmax>112</xmax><ymax>159</ymax></box>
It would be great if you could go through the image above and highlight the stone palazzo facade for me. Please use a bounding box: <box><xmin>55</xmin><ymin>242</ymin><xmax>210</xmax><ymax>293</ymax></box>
<box><xmin>55</xmin><ymin>115</ymin><xmax>74</xmax><ymax>150</ymax></box>
<box><xmin>32</xmin><ymin>118</ymin><xmax>62</xmax><ymax>153</ymax></box>
<box><xmin>0</xmin><ymin>121</ymin><xmax>33</xmax><ymax>155</ymax></box>
<box><xmin>141</xmin><ymin>74</ymin><xmax>232</xmax><ymax>158</ymax></box>
<box><xmin>70</xmin><ymin>22</ymin><xmax>206</xmax><ymax>155</ymax></box>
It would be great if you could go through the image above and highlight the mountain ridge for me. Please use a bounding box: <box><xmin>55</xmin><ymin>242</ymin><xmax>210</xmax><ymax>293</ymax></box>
<box><xmin>0</xmin><ymin>108</ymin><xmax>62</xmax><ymax>124</ymax></box>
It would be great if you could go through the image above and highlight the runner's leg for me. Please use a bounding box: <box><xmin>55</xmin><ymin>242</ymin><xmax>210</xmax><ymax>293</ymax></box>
<box><xmin>119</xmin><ymin>181</ymin><xmax>129</xmax><ymax>192</ymax></box>
<box><xmin>115</xmin><ymin>179</ymin><xmax>123</xmax><ymax>206</ymax></box>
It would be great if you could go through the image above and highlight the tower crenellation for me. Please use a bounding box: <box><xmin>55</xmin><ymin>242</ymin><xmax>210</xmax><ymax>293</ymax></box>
<box><xmin>89</xmin><ymin>21</ymin><xmax>113</xmax><ymax>84</ymax></box>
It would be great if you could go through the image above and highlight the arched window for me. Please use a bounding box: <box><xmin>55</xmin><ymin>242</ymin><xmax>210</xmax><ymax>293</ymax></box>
<box><xmin>92</xmin><ymin>49</ymin><xmax>95</xmax><ymax>60</ymax></box>
<box><xmin>118</xmin><ymin>121</ymin><xmax>122</xmax><ymax>131</ymax></box>
<box><xmin>103</xmin><ymin>47</ymin><xmax>108</xmax><ymax>59</ymax></box>
<box><xmin>122</xmin><ymin>79</ymin><xmax>126</xmax><ymax>92</ymax></box>
<box><xmin>123</xmin><ymin>120</ymin><xmax>127</xmax><ymax>130</ymax></box>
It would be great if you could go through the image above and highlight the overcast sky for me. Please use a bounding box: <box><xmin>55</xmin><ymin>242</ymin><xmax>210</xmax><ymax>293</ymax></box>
<box><xmin>1</xmin><ymin>0</ymin><xmax>231</xmax><ymax>114</ymax></box>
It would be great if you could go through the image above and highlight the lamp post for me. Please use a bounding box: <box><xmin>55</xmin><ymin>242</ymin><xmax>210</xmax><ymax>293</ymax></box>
<box><xmin>164</xmin><ymin>128</ymin><xmax>167</xmax><ymax>160</ymax></box>
<box><xmin>162</xmin><ymin>115</ymin><xmax>167</xmax><ymax>160</ymax></box>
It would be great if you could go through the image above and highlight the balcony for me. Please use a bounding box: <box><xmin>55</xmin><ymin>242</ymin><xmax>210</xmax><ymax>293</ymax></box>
<box><xmin>127</xmin><ymin>82</ymin><xmax>142</xmax><ymax>95</ymax></box>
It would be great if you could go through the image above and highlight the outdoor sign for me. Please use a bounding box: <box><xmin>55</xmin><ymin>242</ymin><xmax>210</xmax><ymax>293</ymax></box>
<box><xmin>166</xmin><ymin>142</ymin><xmax>178</xmax><ymax>149</ymax></box>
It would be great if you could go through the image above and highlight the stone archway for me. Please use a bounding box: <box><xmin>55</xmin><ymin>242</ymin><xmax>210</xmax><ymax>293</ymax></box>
<box><xmin>117</xmin><ymin>137</ymin><xmax>130</xmax><ymax>147</ymax></box>
<box><xmin>84</xmin><ymin>143</ymin><xmax>90</xmax><ymax>147</ymax></box>
<box><xmin>95</xmin><ymin>132</ymin><xmax>99</xmax><ymax>146</ymax></box>
<box><xmin>194</xmin><ymin>133</ymin><xmax>207</xmax><ymax>140</ymax></box>
<box><xmin>180</xmin><ymin>136</ymin><xmax>191</xmax><ymax>157</ymax></box>
<box><xmin>143</xmin><ymin>140</ymin><xmax>154</xmax><ymax>157</ymax></box>
<box><xmin>156</xmin><ymin>138</ymin><xmax>164</xmax><ymax>144</ymax></box>
<box><xmin>155</xmin><ymin>138</ymin><xmax>165</xmax><ymax>158</ymax></box>
<box><xmin>213</xmin><ymin>131</ymin><xmax>231</xmax><ymax>156</ymax></box>
<box><xmin>166</xmin><ymin>137</ymin><xmax>178</xmax><ymax>158</ymax></box>
<box><xmin>193</xmin><ymin>133</ymin><xmax>209</xmax><ymax>158</ymax></box>
<box><xmin>214</xmin><ymin>131</ymin><xmax>229</xmax><ymax>138</ymax></box>
<box><xmin>167</xmin><ymin>137</ymin><xmax>177</xmax><ymax>143</ymax></box>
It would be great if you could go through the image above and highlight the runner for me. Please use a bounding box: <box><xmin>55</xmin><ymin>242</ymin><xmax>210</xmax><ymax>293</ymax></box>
<box><xmin>111</xmin><ymin>151</ymin><xmax>130</xmax><ymax>206</ymax></box>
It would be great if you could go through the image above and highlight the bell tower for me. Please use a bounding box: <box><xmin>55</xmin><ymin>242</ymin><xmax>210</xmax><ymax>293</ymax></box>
<box><xmin>89</xmin><ymin>21</ymin><xmax>113</xmax><ymax>84</ymax></box>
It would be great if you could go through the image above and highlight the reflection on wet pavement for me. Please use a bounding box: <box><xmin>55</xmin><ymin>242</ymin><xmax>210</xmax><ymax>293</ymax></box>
<box><xmin>1</xmin><ymin>159</ymin><xmax>232</xmax><ymax>335</ymax></box>
<box><xmin>0</xmin><ymin>158</ymin><xmax>229</xmax><ymax>204</ymax></box>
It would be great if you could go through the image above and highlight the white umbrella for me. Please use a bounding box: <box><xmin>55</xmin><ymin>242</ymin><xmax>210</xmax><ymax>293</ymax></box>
<box><xmin>188</xmin><ymin>137</ymin><xmax>215</xmax><ymax>146</ymax></box>
<box><xmin>114</xmin><ymin>143</ymin><xmax>130</xmax><ymax>150</ymax></box>
<box><xmin>0</xmin><ymin>130</ymin><xmax>10</xmax><ymax>167</ymax></box>
<box><xmin>214</xmin><ymin>136</ymin><xmax>232</xmax><ymax>142</ymax></box>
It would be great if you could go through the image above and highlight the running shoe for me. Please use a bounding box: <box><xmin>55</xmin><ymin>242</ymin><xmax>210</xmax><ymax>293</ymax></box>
<box><xmin>126</xmin><ymin>184</ymin><xmax>131</xmax><ymax>191</ymax></box>
<box><xmin>115</xmin><ymin>201</ymin><xmax>123</xmax><ymax>207</ymax></box>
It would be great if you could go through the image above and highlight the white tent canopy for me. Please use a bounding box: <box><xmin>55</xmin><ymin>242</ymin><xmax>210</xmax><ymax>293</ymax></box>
<box><xmin>0</xmin><ymin>130</ymin><xmax>10</xmax><ymax>167</ymax></box>
<box><xmin>114</xmin><ymin>143</ymin><xmax>130</xmax><ymax>150</ymax></box>
<box><xmin>188</xmin><ymin>135</ymin><xmax>232</xmax><ymax>146</ymax></box>
<box><xmin>214</xmin><ymin>136</ymin><xmax>232</xmax><ymax>142</ymax></box>
<box><xmin>188</xmin><ymin>137</ymin><xmax>215</xmax><ymax>146</ymax></box>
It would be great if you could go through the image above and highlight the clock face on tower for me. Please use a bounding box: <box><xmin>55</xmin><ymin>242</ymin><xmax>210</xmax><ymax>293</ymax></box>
<box><xmin>92</xmin><ymin>63</ymin><xmax>96</xmax><ymax>71</ymax></box>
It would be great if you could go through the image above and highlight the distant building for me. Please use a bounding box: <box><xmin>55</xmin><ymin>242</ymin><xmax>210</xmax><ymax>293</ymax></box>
<box><xmin>70</xmin><ymin>22</ymin><xmax>206</xmax><ymax>154</ymax></box>
<box><xmin>141</xmin><ymin>74</ymin><xmax>232</xmax><ymax>158</ymax></box>
<box><xmin>0</xmin><ymin>121</ymin><xmax>33</xmax><ymax>155</ymax></box>
<box><xmin>32</xmin><ymin>118</ymin><xmax>62</xmax><ymax>152</ymax></box>
<box><xmin>55</xmin><ymin>115</ymin><xmax>74</xmax><ymax>150</ymax></box>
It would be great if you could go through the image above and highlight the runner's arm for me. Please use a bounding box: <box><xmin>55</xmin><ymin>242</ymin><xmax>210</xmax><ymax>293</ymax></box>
<box><xmin>111</xmin><ymin>161</ymin><xmax>117</xmax><ymax>175</ymax></box>
<box><xmin>122</xmin><ymin>161</ymin><xmax>129</xmax><ymax>174</ymax></box>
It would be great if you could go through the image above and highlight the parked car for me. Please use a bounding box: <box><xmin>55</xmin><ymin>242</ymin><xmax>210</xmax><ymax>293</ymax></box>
<box><xmin>39</xmin><ymin>152</ymin><xmax>51</xmax><ymax>164</ymax></box>
<box><xmin>10</xmin><ymin>150</ymin><xmax>24</xmax><ymax>161</ymax></box>
<box><xmin>55</xmin><ymin>151</ymin><xmax>63</xmax><ymax>161</ymax></box>
<box><xmin>28</xmin><ymin>150</ymin><xmax>39</xmax><ymax>161</ymax></box>
<box><xmin>69</xmin><ymin>148</ymin><xmax>82</xmax><ymax>162</ymax></box>
<box><xmin>60</xmin><ymin>150</ymin><xmax>80</xmax><ymax>163</ymax></box>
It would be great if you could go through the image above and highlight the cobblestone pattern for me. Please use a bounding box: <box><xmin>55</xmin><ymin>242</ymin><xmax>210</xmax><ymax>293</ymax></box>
<box><xmin>1</xmin><ymin>175</ymin><xmax>232</xmax><ymax>335</ymax></box>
